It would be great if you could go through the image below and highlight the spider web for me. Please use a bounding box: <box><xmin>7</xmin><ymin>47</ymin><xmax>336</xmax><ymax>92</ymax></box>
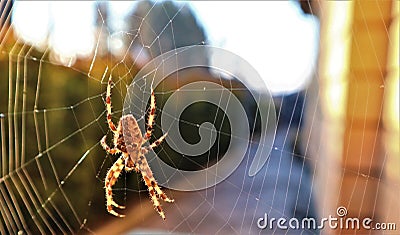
<box><xmin>0</xmin><ymin>1</ymin><xmax>399</xmax><ymax>234</ymax></box>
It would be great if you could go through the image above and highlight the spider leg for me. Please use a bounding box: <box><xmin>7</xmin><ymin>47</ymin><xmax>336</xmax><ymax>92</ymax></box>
<box><xmin>124</xmin><ymin>166</ymin><xmax>135</xmax><ymax>172</ymax></box>
<box><xmin>137</xmin><ymin>155</ymin><xmax>174</xmax><ymax>220</ymax></box>
<box><xmin>148</xmin><ymin>175</ymin><xmax>174</xmax><ymax>203</ymax></box>
<box><xmin>105</xmin><ymin>75</ymin><xmax>118</xmax><ymax>133</ymax></box>
<box><xmin>144</xmin><ymin>88</ymin><xmax>156</xmax><ymax>140</ymax></box>
<box><xmin>105</xmin><ymin>155</ymin><xmax>127</xmax><ymax>218</ymax></box>
<box><xmin>142</xmin><ymin>132</ymin><xmax>168</xmax><ymax>153</ymax></box>
<box><xmin>101</xmin><ymin>135</ymin><xmax>119</xmax><ymax>155</ymax></box>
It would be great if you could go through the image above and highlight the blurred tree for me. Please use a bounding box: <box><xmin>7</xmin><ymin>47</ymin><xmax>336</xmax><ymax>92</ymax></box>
<box><xmin>129</xmin><ymin>1</ymin><xmax>207</xmax><ymax>64</ymax></box>
<box><xmin>129</xmin><ymin>0</ymin><xmax>152</xmax><ymax>30</ymax></box>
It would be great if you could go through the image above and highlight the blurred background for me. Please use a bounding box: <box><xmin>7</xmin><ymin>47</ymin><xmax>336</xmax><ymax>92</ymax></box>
<box><xmin>0</xmin><ymin>0</ymin><xmax>398</xmax><ymax>234</ymax></box>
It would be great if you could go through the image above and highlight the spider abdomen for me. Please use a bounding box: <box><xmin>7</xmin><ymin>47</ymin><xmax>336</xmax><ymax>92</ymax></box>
<box><xmin>119</xmin><ymin>115</ymin><xmax>143</xmax><ymax>155</ymax></box>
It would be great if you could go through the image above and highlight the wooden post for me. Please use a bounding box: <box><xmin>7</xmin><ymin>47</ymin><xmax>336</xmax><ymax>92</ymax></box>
<box><xmin>303</xmin><ymin>0</ymin><xmax>398</xmax><ymax>233</ymax></box>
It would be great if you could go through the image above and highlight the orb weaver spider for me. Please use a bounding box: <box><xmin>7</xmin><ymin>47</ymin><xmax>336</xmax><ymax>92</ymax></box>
<box><xmin>100</xmin><ymin>76</ymin><xmax>173</xmax><ymax>219</ymax></box>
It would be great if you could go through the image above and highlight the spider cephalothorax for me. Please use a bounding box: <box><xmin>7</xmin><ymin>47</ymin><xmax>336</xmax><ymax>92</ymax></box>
<box><xmin>100</xmin><ymin>76</ymin><xmax>173</xmax><ymax>219</ymax></box>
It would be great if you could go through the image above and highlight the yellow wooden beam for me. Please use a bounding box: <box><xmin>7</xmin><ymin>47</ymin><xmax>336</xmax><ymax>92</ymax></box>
<box><xmin>339</xmin><ymin>0</ymin><xmax>393</xmax><ymax>224</ymax></box>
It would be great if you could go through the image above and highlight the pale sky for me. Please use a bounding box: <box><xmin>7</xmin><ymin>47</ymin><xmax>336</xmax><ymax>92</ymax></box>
<box><xmin>12</xmin><ymin>1</ymin><xmax>319</xmax><ymax>94</ymax></box>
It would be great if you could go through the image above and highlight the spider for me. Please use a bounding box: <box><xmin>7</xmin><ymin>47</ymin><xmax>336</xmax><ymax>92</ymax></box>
<box><xmin>100</xmin><ymin>76</ymin><xmax>174</xmax><ymax>220</ymax></box>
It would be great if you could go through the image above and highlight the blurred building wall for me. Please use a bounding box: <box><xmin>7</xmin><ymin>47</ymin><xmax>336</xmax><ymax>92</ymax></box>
<box><xmin>303</xmin><ymin>0</ymin><xmax>399</xmax><ymax>234</ymax></box>
<box><xmin>382</xmin><ymin>0</ymin><xmax>399</xmax><ymax>230</ymax></box>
